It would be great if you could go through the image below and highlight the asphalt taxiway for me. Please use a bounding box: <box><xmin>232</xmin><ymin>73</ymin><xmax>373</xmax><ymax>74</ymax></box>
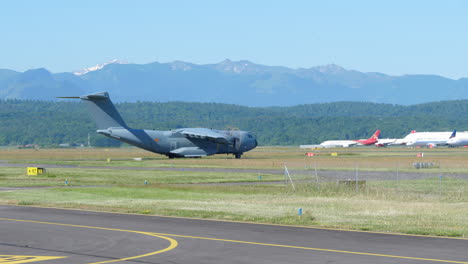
<box><xmin>0</xmin><ymin>205</ymin><xmax>466</xmax><ymax>264</ymax></box>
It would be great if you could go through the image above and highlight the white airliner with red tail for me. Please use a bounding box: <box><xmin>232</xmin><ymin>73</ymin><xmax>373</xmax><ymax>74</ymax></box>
<box><xmin>319</xmin><ymin>130</ymin><xmax>380</xmax><ymax>148</ymax></box>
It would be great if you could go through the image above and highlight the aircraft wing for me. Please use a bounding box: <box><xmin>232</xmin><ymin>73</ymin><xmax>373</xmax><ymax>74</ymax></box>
<box><xmin>176</xmin><ymin>128</ymin><xmax>233</xmax><ymax>145</ymax></box>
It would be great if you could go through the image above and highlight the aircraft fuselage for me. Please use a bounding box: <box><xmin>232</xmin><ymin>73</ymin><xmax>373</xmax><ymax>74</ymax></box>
<box><xmin>98</xmin><ymin>127</ymin><xmax>257</xmax><ymax>158</ymax></box>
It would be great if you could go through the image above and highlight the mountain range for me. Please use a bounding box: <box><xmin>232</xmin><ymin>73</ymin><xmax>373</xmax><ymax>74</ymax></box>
<box><xmin>1</xmin><ymin>59</ymin><xmax>467</xmax><ymax>106</ymax></box>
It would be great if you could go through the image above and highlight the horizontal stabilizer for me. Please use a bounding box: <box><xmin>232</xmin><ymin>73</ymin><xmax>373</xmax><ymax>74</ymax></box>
<box><xmin>80</xmin><ymin>92</ymin><xmax>110</xmax><ymax>100</ymax></box>
<box><xmin>58</xmin><ymin>92</ymin><xmax>110</xmax><ymax>100</ymax></box>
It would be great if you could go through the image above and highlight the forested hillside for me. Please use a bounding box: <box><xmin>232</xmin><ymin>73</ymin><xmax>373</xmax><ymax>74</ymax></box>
<box><xmin>1</xmin><ymin>99</ymin><xmax>468</xmax><ymax>146</ymax></box>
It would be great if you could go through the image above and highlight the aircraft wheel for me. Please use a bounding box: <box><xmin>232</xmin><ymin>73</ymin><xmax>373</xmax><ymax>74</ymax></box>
<box><xmin>235</xmin><ymin>153</ymin><xmax>242</xmax><ymax>159</ymax></box>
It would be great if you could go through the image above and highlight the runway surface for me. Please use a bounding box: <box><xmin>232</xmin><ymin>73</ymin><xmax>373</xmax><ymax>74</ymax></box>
<box><xmin>0</xmin><ymin>205</ymin><xmax>466</xmax><ymax>264</ymax></box>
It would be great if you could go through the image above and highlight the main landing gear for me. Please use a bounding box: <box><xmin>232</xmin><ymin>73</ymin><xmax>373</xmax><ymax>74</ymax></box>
<box><xmin>234</xmin><ymin>153</ymin><xmax>243</xmax><ymax>159</ymax></box>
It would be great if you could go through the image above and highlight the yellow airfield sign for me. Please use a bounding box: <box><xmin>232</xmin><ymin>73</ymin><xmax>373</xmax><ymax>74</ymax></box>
<box><xmin>0</xmin><ymin>255</ymin><xmax>66</xmax><ymax>264</ymax></box>
<box><xmin>26</xmin><ymin>167</ymin><xmax>45</xmax><ymax>176</ymax></box>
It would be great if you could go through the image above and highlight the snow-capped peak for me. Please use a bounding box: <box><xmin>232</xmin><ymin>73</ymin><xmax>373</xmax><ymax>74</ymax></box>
<box><xmin>73</xmin><ymin>59</ymin><xmax>128</xmax><ymax>76</ymax></box>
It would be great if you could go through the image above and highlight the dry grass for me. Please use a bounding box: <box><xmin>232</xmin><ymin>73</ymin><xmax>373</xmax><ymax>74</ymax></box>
<box><xmin>0</xmin><ymin>147</ymin><xmax>467</xmax><ymax>237</ymax></box>
<box><xmin>0</xmin><ymin>185</ymin><xmax>466</xmax><ymax>237</ymax></box>
<box><xmin>3</xmin><ymin>146</ymin><xmax>468</xmax><ymax>172</ymax></box>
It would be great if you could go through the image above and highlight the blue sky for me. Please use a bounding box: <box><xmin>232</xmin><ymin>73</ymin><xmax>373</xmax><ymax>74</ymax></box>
<box><xmin>1</xmin><ymin>0</ymin><xmax>467</xmax><ymax>79</ymax></box>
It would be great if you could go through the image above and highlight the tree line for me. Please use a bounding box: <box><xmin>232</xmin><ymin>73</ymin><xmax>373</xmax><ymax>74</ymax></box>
<box><xmin>1</xmin><ymin>99</ymin><xmax>468</xmax><ymax>146</ymax></box>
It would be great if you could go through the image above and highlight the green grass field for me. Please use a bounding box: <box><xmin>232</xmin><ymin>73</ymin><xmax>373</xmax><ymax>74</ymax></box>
<box><xmin>0</xmin><ymin>147</ymin><xmax>467</xmax><ymax>237</ymax></box>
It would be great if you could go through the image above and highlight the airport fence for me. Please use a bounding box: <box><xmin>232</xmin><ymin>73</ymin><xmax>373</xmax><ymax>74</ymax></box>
<box><xmin>281</xmin><ymin>163</ymin><xmax>467</xmax><ymax>199</ymax></box>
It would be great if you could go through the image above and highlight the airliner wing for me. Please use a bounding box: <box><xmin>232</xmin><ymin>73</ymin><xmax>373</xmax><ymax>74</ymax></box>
<box><xmin>176</xmin><ymin>128</ymin><xmax>233</xmax><ymax>144</ymax></box>
<box><xmin>344</xmin><ymin>142</ymin><xmax>359</xmax><ymax>147</ymax></box>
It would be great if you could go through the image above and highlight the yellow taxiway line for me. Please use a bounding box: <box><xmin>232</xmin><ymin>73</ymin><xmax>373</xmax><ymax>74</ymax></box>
<box><xmin>152</xmin><ymin>232</ymin><xmax>468</xmax><ymax>264</ymax></box>
<box><xmin>0</xmin><ymin>218</ymin><xmax>178</xmax><ymax>264</ymax></box>
<box><xmin>1</xmin><ymin>217</ymin><xmax>466</xmax><ymax>264</ymax></box>
<box><xmin>0</xmin><ymin>255</ymin><xmax>66</xmax><ymax>264</ymax></box>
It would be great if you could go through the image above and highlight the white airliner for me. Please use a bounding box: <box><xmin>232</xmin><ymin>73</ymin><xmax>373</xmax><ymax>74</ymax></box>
<box><xmin>375</xmin><ymin>130</ymin><xmax>420</xmax><ymax>147</ymax></box>
<box><xmin>319</xmin><ymin>140</ymin><xmax>359</xmax><ymax>148</ymax></box>
<box><xmin>403</xmin><ymin>130</ymin><xmax>456</xmax><ymax>147</ymax></box>
<box><xmin>375</xmin><ymin>138</ymin><xmax>405</xmax><ymax>147</ymax></box>
<box><xmin>319</xmin><ymin>130</ymin><xmax>380</xmax><ymax>148</ymax></box>
<box><xmin>447</xmin><ymin>130</ymin><xmax>468</xmax><ymax>146</ymax></box>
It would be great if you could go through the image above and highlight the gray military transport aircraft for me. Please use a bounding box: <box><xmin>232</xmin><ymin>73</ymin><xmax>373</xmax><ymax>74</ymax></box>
<box><xmin>59</xmin><ymin>92</ymin><xmax>257</xmax><ymax>158</ymax></box>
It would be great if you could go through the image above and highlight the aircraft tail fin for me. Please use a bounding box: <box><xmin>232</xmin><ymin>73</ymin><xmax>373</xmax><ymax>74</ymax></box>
<box><xmin>450</xmin><ymin>129</ymin><xmax>457</xmax><ymax>139</ymax></box>
<box><xmin>371</xmin><ymin>129</ymin><xmax>381</xmax><ymax>140</ymax></box>
<box><xmin>58</xmin><ymin>92</ymin><xmax>128</xmax><ymax>130</ymax></box>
